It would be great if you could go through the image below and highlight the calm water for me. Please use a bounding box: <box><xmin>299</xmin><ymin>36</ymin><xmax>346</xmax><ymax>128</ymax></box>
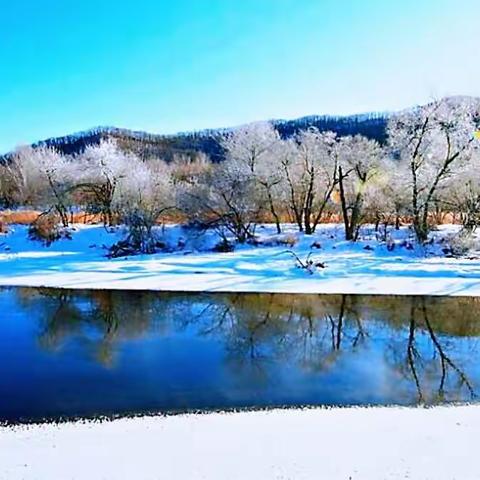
<box><xmin>1</xmin><ymin>287</ymin><xmax>479</xmax><ymax>422</ymax></box>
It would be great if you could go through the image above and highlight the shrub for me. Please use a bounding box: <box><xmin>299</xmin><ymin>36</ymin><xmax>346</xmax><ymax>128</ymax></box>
<box><xmin>28</xmin><ymin>213</ymin><xmax>62</xmax><ymax>246</ymax></box>
<box><xmin>446</xmin><ymin>234</ymin><xmax>480</xmax><ymax>257</ymax></box>
<box><xmin>251</xmin><ymin>233</ymin><xmax>299</xmax><ymax>248</ymax></box>
<box><xmin>277</xmin><ymin>233</ymin><xmax>298</xmax><ymax>248</ymax></box>
<box><xmin>285</xmin><ymin>251</ymin><xmax>326</xmax><ymax>274</ymax></box>
<box><xmin>108</xmin><ymin>239</ymin><xmax>139</xmax><ymax>258</ymax></box>
<box><xmin>212</xmin><ymin>239</ymin><xmax>235</xmax><ymax>252</ymax></box>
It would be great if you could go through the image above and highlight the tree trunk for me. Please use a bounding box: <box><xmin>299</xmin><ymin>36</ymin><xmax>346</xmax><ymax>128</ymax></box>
<box><xmin>304</xmin><ymin>209</ymin><xmax>313</xmax><ymax>235</ymax></box>
<box><xmin>338</xmin><ymin>166</ymin><xmax>353</xmax><ymax>241</ymax></box>
<box><xmin>265</xmin><ymin>188</ymin><xmax>281</xmax><ymax>234</ymax></box>
<box><xmin>349</xmin><ymin>193</ymin><xmax>363</xmax><ymax>241</ymax></box>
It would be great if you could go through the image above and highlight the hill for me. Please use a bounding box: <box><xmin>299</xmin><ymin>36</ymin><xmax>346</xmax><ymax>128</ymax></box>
<box><xmin>1</xmin><ymin>112</ymin><xmax>390</xmax><ymax>163</ymax></box>
<box><xmin>4</xmin><ymin>97</ymin><xmax>477</xmax><ymax>163</ymax></box>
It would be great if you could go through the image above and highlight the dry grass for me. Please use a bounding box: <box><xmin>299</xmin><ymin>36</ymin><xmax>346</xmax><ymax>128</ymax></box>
<box><xmin>0</xmin><ymin>210</ymin><xmax>41</xmax><ymax>225</ymax></box>
<box><xmin>0</xmin><ymin>210</ymin><xmax>105</xmax><ymax>225</ymax></box>
<box><xmin>69</xmin><ymin>212</ymin><xmax>104</xmax><ymax>224</ymax></box>
<box><xmin>0</xmin><ymin>209</ymin><xmax>463</xmax><ymax>227</ymax></box>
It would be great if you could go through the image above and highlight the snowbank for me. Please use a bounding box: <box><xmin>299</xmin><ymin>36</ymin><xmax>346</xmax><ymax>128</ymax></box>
<box><xmin>1</xmin><ymin>406</ymin><xmax>478</xmax><ymax>480</ymax></box>
<box><xmin>0</xmin><ymin>221</ymin><xmax>480</xmax><ymax>296</ymax></box>
<box><xmin>1</xmin><ymin>223</ymin><xmax>480</xmax><ymax>296</ymax></box>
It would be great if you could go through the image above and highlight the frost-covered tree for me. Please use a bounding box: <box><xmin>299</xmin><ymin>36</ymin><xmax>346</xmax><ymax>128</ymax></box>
<box><xmin>76</xmin><ymin>140</ymin><xmax>134</xmax><ymax>226</ymax></box>
<box><xmin>179</xmin><ymin>156</ymin><xmax>260</xmax><ymax>244</ymax></box>
<box><xmin>361</xmin><ymin>156</ymin><xmax>410</xmax><ymax>242</ymax></box>
<box><xmin>221</xmin><ymin>122</ymin><xmax>285</xmax><ymax>233</ymax></box>
<box><xmin>0</xmin><ymin>161</ymin><xmax>18</xmax><ymax>208</ymax></box>
<box><xmin>170</xmin><ymin>152</ymin><xmax>211</xmax><ymax>186</ymax></box>
<box><xmin>388</xmin><ymin>97</ymin><xmax>480</xmax><ymax>242</ymax></box>
<box><xmin>443</xmin><ymin>149</ymin><xmax>480</xmax><ymax>234</ymax></box>
<box><xmin>336</xmin><ymin>135</ymin><xmax>383</xmax><ymax>240</ymax></box>
<box><xmin>6</xmin><ymin>146</ymin><xmax>51</xmax><ymax>207</ymax></box>
<box><xmin>8</xmin><ymin>145</ymin><xmax>76</xmax><ymax>226</ymax></box>
<box><xmin>112</xmin><ymin>158</ymin><xmax>175</xmax><ymax>254</ymax></box>
<box><xmin>281</xmin><ymin>129</ymin><xmax>339</xmax><ymax>234</ymax></box>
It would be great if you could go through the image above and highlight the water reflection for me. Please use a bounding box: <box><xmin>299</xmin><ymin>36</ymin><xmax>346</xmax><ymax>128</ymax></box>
<box><xmin>1</xmin><ymin>288</ymin><xmax>480</xmax><ymax>421</ymax></box>
<box><xmin>174</xmin><ymin>292</ymin><xmax>479</xmax><ymax>402</ymax></box>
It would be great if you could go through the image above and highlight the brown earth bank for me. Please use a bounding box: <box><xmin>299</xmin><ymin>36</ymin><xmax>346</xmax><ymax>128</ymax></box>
<box><xmin>0</xmin><ymin>209</ymin><xmax>464</xmax><ymax>228</ymax></box>
<box><xmin>0</xmin><ymin>211</ymin><xmax>102</xmax><ymax>226</ymax></box>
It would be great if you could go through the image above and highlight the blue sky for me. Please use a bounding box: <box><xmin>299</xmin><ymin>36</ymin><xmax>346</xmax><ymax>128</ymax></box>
<box><xmin>0</xmin><ymin>0</ymin><xmax>478</xmax><ymax>153</ymax></box>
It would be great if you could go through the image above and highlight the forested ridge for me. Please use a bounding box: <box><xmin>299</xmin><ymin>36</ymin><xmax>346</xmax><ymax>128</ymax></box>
<box><xmin>1</xmin><ymin>110</ymin><xmax>390</xmax><ymax>163</ymax></box>
<box><xmin>1</xmin><ymin>96</ymin><xmax>479</xmax><ymax>257</ymax></box>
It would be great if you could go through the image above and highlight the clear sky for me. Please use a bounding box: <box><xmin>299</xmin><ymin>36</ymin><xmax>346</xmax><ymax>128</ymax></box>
<box><xmin>0</xmin><ymin>0</ymin><xmax>478</xmax><ymax>153</ymax></box>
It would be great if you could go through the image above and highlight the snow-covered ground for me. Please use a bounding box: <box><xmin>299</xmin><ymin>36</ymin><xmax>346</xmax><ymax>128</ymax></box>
<box><xmin>1</xmin><ymin>406</ymin><xmax>478</xmax><ymax>480</ymax></box>
<box><xmin>2</xmin><ymin>223</ymin><xmax>480</xmax><ymax>480</ymax></box>
<box><xmin>0</xmin><ymin>223</ymin><xmax>479</xmax><ymax>296</ymax></box>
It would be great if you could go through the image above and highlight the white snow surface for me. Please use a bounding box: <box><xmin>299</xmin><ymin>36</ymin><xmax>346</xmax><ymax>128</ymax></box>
<box><xmin>2</xmin><ymin>224</ymin><xmax>480</xmax><ymax>479</ymax></box>
<box><xmin>0</xmin><ymin>223</ymin><xmax>479</xmax><ymax>296</ymax></box>
<box><xmin>1</xmin><ymin>406</ymin><xmax>479</xmax><ymax>480</ymax></box>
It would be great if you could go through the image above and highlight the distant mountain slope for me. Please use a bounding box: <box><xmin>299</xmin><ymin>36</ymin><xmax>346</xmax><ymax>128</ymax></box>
<box><xmin>1</xmin><ymin>111</ymin><xmax>390</xmax><ymax>163</ymax></box>
<box><xmin>4</xmin><ymin>97</ymin><xmax>477</xmax><ymax>163</ymax></box>
<box><xmin>274</xmin><ymin>112</ymin><xmax>388</xmax><ymax>142</ymax></box>
<box><xmin>32</xmin><ymin>126</ymin><xmax>227</xmax><ymax>162</ymax></box>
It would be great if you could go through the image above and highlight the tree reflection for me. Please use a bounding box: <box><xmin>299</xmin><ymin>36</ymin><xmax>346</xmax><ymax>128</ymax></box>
<box><xmin>191</xmin><ymin>293</ymin><xmax>478</xmax><ymax>402</ymax></box>
<box><xmin>16</xmin><ymin>288</ymin><xmax>177</xmax><ymax>367</ymax></box>
<box><xmin>12</xmin><ymin>287</ymin><xmax>479</xmax><ymax>403</ymax></box>
<box><xmin>403</xmin><ymin>298</ymin><xmax>475</xmax><ymax>403</ymax></box>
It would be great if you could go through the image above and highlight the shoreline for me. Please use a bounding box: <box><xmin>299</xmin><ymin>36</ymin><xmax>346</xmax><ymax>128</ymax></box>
<box><xmin>1</xmin><ymin>272</ymin><xmax>479</xmax><ymax>297</ymax></box>
<box><xmin>1</xmin><ymin>223</ymin><xmax>479</xmax><ymax>297</ymax></box>
<box><xmin>2</xmin><ymin>405</ymin><xmax>479</xmax><ymax>480</ymax></box>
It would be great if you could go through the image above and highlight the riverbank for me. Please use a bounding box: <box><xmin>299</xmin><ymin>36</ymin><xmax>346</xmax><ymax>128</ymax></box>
<box><xmin>0</xmin><ymin>223</ymin><xmax>479</xmax><ymax>296</ymax></box>
<box><xmin>1</xmin><ymin>406</ymin><xmax>478</xmax><ymax>480</ymax></box>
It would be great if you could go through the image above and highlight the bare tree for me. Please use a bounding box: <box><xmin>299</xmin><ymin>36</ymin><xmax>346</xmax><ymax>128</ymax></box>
<box><xmin>281</xmin><ymin>129</ymin><xmax>339</xmax><ymax>234</ymax></box>
<box><xmin>336</xmin><ymin>135</ymin><xmax>382</xmax><ymax>240</ymax></box>
<box><xmin>388</xmin><ymin>97</ymin><xmax>480</xmax><ymax>242</ymax></box>
<box><xmin>221</xmin><ymin>122</ymin><xmax>285</xmax><ymax>233</ymax></box>
<box><xmin>8</xmin><ymin>145</ymin><xmax>76</xmax><ymax>227</ymax></box>
<box><xmin>442</xmin><ymin>149</ymin><xmax>480</xmax><ymax>235</ymax></box>
<box><xmin>178</xmin><ymin>155</ymin><xmax>261</xmax><ymax>244</ymax></box>
<box><xmin>0</xmin><ymin>161</ymin><xmax>17</xmax><ymax>208</ymax></box>
<box><xmin>110</xmin><ymin>157</ymin><xmax>175</xmax><ymax>255</ymax></box>
<box><xmin>75</xmin><ymin>140</ymin><xmax>134</xmax><ymax>226</ymax></box>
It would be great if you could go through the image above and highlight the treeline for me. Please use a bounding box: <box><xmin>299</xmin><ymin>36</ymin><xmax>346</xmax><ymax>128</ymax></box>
<box><xmin>0</xmin><ymin>111</ymin><xmax>389</xmax><ymax>165</ymax></box>
<box><xmin>0</xmin><ymin>97</ymin><xmax>479</xmax><ymax>255</ymax></box>
<box><xmin>274</xmin><ymin>112</ymin><xmax>388</xmax><ymax>143</ymax></box>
